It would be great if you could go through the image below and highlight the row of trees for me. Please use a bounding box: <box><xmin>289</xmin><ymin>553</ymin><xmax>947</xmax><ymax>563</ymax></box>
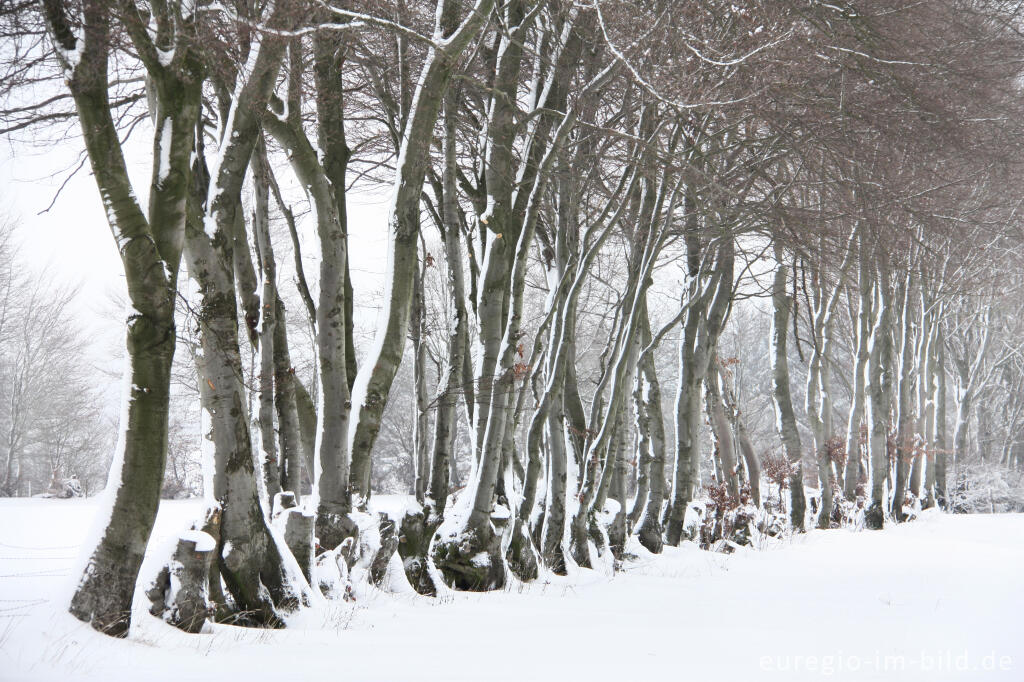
<box><xmin>3</xmin><ymin>0</ymin><xmax>1023</xmax><ymax>636</ymax></box>
<box><xmin>0</xmin><ymin>220</ymin><xmax>112</xmax><ymax>498</ymax></box>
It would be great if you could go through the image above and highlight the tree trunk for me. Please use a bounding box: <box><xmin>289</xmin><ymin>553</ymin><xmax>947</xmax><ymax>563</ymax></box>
<box><xmin>844</xmin><ymin>245</ymin><xmax>873</xmax><ymax>500</ymax></box>
<box><xmin>719</xmin><ymin>365</ymin><xmax>760</xmax><ymax>508</ymax></box>
<box><xmin>251</xmin><ymin>139</ymin><xmax>281</xmax><ymax>501</ymax></box>
<box><xmin>706</xmin><ymin>367</ymin><xmax>740</xmax><ymax>502</ymax></box>
<box><xmin>428</xmin><ymin>84</ymin><xmax>469</xmax><ymax>517</ymax></box>
<box><xmin>636</xmin><ymin>299</ymin><xmax>669</xmax><ymax>552</ymax></box>
<box><xmin>866</xmin><ymin>272</ymin><xmax>896</xmax><ymax>530</ymax></box>
<box><xmin>892</xmin><ymin>274</ymin><xmax>916</xmax><ymax>521</ymax></box>
<box><xmin>934</xmin><ymin>326</ymin><xmax>948</xmax><ymax>509</ymax></box>
<box><xmin>411</xmin><ymin>258</ymin><xmax>430</xmax><ymax>504</ymax></box>
<box><xmin>770</xmin><ymin>252</ymin><xmax>806</xmax><ymax>531</ymax></box>
<box><xmin>47</xmin><ymin>0</ymin><xmax>199</xmax><ymax>635</ymax></box>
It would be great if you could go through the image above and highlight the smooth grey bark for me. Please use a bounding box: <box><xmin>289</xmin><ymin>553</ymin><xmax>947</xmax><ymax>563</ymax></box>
<box><xmin>264</xmin><ymin>35</ymin><xmax>355</xmax><ymax>546</ymax></box>
<box><xmin>471</xmin><ymin>0</ymin><xmax>530</xmax><ymax>460</ymax></box>
<box><xmin>347</xmin><ymin>0</ymin><xmax>497</xmax><ymax>507</ymax></box>
<box><xmin>934</xmin><ymin>324</ymin><xmax>948</xmax><ymax>508</ymax></box>
<box><xmin>892</xmin><ymin>274</ymin><xmax>916</xmax><ymax>520</ymax></box>
<box><xmin>248</xmin><ymin>144</ymin><xmax>303</xmax><ymax>501</ymax></box>
<box><xmin>769</xmin><ymin>251</ymin><xmax>806</xmax><ymax>531</ymax></box>
<box><xmin>292</xmin><ymin>380</ymin><xmax>317</xmax><ymax>490</ymax></box>
<box><xmin>666</xmin><ymin>233</ymin><xmax>734</xmax><ymax>545</ymax></box>
<box><xmin>844</xmin><ymin>245</ymin><xmax>873</xmax><ymax>500</ymax></box>
<box><xmin>272</xmin><ymin>295</ymin><xmax>303</xmax><ymax>497</ymax></box>
<box><xmin>628</xmin><ymin>327</ymin><xmax>653</xmax><ymax>531</ymax></box>
<box><xmin>533</xmin><ymin>244</ymin><xmax>579</xmax><ymax>573</ymax></box>
<box><xmin>186</xmin><ymin>199</ymin><xmax>303</xmax><ymax>625</ymax></box>
<box><xmin>187</xmin><ymin>0</ymin><xmax>305</xmax><ymax>621</ymax></box>
<box><xmin>428</xmin><ymin>85</ymin><xmax>469</xmax><ymax>517</ymax></box>
<box><xmin>232</xmin><ymin>212</ymin><xmax>261</xmax><ymax>347</ymax></box>
<box><xmin>950</xmin><ymin>309</ymin><xmax>991</xmax><ymax>507</ymax></box>
<box><xmin>910</xmin><ymin>285</ymin><xmax>933</xmax><ymax>502</ymax></box>
<box><xmin>607</xmin><ymin>399</ymin><xmax>631</xmax><ymax>557</ymax></box>
<box><xmin>411</xmin><ymin>257</ymin><xmax>430</xmax><ymax>504</ymax></box>
<box><xmin>634</xmin><ymin>302</ymin><xmax>669</xmax><ymax>550</ymax></box>
<box><xmin>281</xmin><ymin>508</ymin><xmax>314</xmax><ymax>585</ymax></box>
<box><xmin>922</xmin><ymin>301</ymin><xmax>941</xmax><ymax>508</ymax></box>
<box><xmin>251</xmin><ymin>139</ymin><xmax>281</xmax><ymax>501</ymax></box>
<box><xmin>805</xmin><ymin>236</ymin><xmax>852</xmax><ymax>528</ymax></box>
<box><xmin>46</xmin><ymin>0</ymin><xmax>199</xmax><ymax>636</ymax></box>
<box><xmin>866</xmin><ymin>271</ymin><xmax>895</xmax><ymax>530</ymax></box>
<box><xmin>435</xmin><ymin>13</ymin><xmax>605</xmax><ymax>586</ymax></box>
<box><xmin>313</xmin><ymin>31</ymin><xmax>358</xmax><ymax>392</ymax></box>
<box><xmin>577</xmin><ymin>166</ymin><xmax>683</xmax><ymax>559</ymax></box>
<box><xmin>307</xmin><ymin>30</ymin><xmax>355</xmax><ymax>532</ymax></box>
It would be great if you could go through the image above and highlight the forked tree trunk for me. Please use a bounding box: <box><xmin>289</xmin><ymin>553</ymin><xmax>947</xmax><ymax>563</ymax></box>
<box><xmin>265</xmin><ymin>35</ymin><xmax>357</xmax><ymax>547</ymax></box>
<box><xmin>187</xmin><ymin>2</ymin><xmax>307</xmax><ymax>620</ymax></box>
<box><xmin>46</xmin><ymin>0</ymin><xmax>200</xmax><ymax>636</ymax></box>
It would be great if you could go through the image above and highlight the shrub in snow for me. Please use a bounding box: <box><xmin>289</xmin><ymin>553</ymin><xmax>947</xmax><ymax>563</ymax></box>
<box><xmin>761</xmin><ymin>452</ymin><xmax>794</xmax><ymax>514</ymax></box>
<box><xmin>950</xmin><ymin>460</ymin><xmax>1024</xmax><ymax>514</ymax></box>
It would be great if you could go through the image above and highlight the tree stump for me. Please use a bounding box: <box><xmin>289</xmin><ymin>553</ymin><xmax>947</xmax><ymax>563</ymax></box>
<box><xmin>369</xmin><ymin>514</ymin><xmax>399</xmax><ymax>587</ymax></box>
<box><xmin>147</xmin><ymin>531</ymin><xmax>215</xmax><ymax>633</ymax></box>
<box><xmin>397</xmin><ymin>508</ymin><xmax>439</xmax><ymax>596</ymax></box>
<box><xmin>282</xmin><ymin>508</ymin><xmax>315</xmax><ymax>584</ymax></box>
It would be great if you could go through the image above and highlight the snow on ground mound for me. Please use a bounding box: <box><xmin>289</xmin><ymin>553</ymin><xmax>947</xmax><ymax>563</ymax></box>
<box><xmin>0</xmin><ymin>498</ymin><xmax>1021</xmax><ymax>681</ymax></box>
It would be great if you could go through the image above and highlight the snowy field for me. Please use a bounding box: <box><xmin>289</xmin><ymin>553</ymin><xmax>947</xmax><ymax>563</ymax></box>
<box><xmin>0</xmin><ymin>499</ymin><xmax>1021</xmax><ymax>682</ymax></box>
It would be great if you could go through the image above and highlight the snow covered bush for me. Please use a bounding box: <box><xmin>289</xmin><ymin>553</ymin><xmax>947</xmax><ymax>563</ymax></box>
<box><xmin>950</xmin><ymin>460</ymin><xmax>1024</xmax><ymax>514</ymax></box>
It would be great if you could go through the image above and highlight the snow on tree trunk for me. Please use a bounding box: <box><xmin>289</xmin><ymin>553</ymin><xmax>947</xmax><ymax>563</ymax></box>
<box><xmin>428</xmin><ymin>86</ymin><xmax>469</xmax><ymax>518</ymax></box>
<box><xmin>411</xmin><ymin>259</ymin><xmax>430</xmax><ymax>504</ymax></box>
<box><xmin>769</xmin><ymin>250</ymin><xmax>806</xmax><ymax>532</ymax></box>
<box><xmin>46</xmin><ymin>0</ymin><xmax>200</xmax><ymax>636</ymax></box>
<box><xmin>251</xmin><ymin>140</ymin><xmax>281</xmax><ymax>501</ymax></box>
<box><xmin>634</xmin><ymin>298</ymin><xmax>669</xmax><ymax>552</ymax></box>
<box><xmin>892</xmin><ymin>273</ymin><xmax>917</xmax><ymax>521</ymax></box>
<box><xmin>866</xmin><ymin>269</ymin><xmax>896</xmax><ymax>530</ymax></box>
<box><xmin>844</xmin><ymin>243</ymin><xmax>873</xmax><ymax>500</ymax></box>
<box><xmin>934</xmin><ymin>325</ymin><xmax>949</xmax><ymax>509</ymax></box>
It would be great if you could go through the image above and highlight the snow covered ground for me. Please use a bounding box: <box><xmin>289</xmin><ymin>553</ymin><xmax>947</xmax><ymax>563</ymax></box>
<box><xmin>1</xmin><ymin>498</ymin><xmax>1021</xmax><ymax>681</ymax></box>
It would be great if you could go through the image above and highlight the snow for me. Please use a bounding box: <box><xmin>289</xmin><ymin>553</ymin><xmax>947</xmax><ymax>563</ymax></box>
<box><xmin>1</xmin><ymin>499</ymin><xmax>1022</xmax><ymax>681</ymax></box>
<box><xmin>178</xmin><ymin>530</ymin><xmax>215</xmax><ymax>553</ymax></box>
<box><xmin>156</xmin><ymin>47</ymin><xmax>175</xmax><ymax>68</ymax></box>
<box><xmin>62</xmin><ymin>345</ymin><xmax>134</xmax><ymax>605</ymax></box>
<box><xmin>155</xmin><ymin>119</ymin><xmax>172</xmax><ymax>186</ymax></box>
